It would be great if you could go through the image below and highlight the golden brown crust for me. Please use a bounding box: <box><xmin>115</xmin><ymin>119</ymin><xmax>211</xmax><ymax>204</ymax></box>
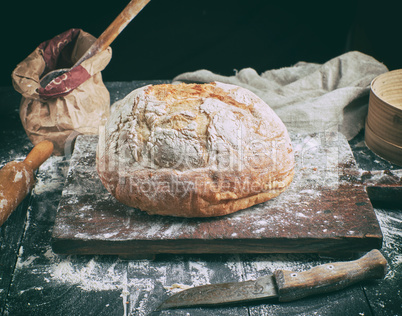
<box><xmin>96</xmin><ymin>82</ymin><xmax>295</xmax><ymax>217</ymax></box>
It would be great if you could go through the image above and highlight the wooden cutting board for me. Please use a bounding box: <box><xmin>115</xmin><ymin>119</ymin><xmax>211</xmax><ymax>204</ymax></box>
<box><xmin>51</xmin><ymin>132</ymin><xmax>383</xmax><ymax>257</ymax></box>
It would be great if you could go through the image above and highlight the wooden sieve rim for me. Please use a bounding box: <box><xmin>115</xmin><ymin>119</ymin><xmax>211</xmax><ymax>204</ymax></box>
<box><xmin>367</xmin><ymin>69</ymin><xmax>402</xmax><ymax>146</ymax></box>
<box><xmin>370</xmin><ymin>69</ymin><xmax>402</xmax><ymax>112</ymax></box>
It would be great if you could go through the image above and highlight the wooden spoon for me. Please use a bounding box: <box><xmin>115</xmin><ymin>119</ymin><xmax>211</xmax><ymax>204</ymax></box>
<box><xmin>40</xmin><ymin>0</ymin><xmax>151</xmax><ymax>88</ymax></box>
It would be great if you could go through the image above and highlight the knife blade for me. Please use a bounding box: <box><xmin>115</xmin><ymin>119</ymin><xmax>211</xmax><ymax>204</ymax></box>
<box><xmin>157</xmin><ymin>249</ymin><xmax>387</xmax><ymax>310</ymax></box>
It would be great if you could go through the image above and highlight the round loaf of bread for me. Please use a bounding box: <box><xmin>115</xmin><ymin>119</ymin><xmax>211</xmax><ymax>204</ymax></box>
<box><xmin>96</xmin><ymin>82</ymin><xmax>294</xmax><ymax>217</ymax></box>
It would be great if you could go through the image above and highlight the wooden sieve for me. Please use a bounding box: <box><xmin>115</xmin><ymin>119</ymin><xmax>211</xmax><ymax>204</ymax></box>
<box><xmin>365</xmin><ymin>69</ymin><xmax>402</xmax><ymax>166</ymax></box>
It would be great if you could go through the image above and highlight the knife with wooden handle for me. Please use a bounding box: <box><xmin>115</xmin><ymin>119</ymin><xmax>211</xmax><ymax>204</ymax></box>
<box><xmin>157</xmin><ymin>249</ymin><xmax>387</xmax><ymax>310</ymax></box>
<box><xmin>0</xmin><ymin>140</ymin><xmax>54</xmax><ymax>227</ymax></box>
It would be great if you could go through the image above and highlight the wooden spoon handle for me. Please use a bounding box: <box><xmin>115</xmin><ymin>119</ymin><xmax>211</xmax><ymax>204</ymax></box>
<box><xmin>23</xmin><ymin>141</ymin><xmax>54</xmax><ymax>171</ymax></box>
<box><xmin>74</xmin><ymin>0</ymin><xmax>151</xmax><ymax>66</ymax></box>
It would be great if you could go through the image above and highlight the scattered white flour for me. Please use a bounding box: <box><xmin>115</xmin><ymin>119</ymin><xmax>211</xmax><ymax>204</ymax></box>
<box><xmin>50</xmin><ymin>258</ymin><xmax>123</xmax><ymax>292</ymax></box>
<box><xmin>296</xmin><ymin>212</ymin><xmax>308</xmax><ymax>218</ymax></box>
<box><xmin>102</xmin><ymin>232</ymin><xmax>120</xmax><ymax>239</ymax></box>
<box><xmin>161</xmin><ymin>222</ymin><xmax>184</xmax><ymax>238</ymax></box>
<box><xmin>46</xmin><ymin>255</ymin><xmax>215</xmax><ymax>315</ymax></box>
<box><xmin>0</xmin><ymin>198</ymin><xmax>8</xmax><ymax>209</ymax></box>
<box><xmin>394</xmin><ymin>254</ymin><xmax>402</xmax><ymax>266</ymax></box>
<box><xmin>188</xmin><ymin>261</ymin><xmax>211</xmax><ymax>287</ymax></box>
<box><xmin>16</xmin><ymin>255</ymin><xmax>39</xmax><ymax>268</ymax></box>
<box><xmin>21</xmin><ymin>206</ymin><xmax>32</xmax><ymax>237</ymax></box>
<box><xmin>163</xmin><ymin>283</ymin><xmax>192</xmax><ymax>294</ymax></box>
<box><xmin>33</xmin><ymin>156</ymin><xmax>66</xmax><ymax>195</ymax></box>
<box><xmin>13</xmin><ymin>170</ymin><xmax>23</xmax><ymax>182</ymax></box>
<box><xmin>375</xmin><ymin>209</ymin><xmax>402</xmax><ymax>280</ymax></box>
<box><xmin>144</xmin><ymin>222</ymin><xmax>164</xmax><ymax>238</ymax></box>
<box><xmin>43</xmin><ymin>247</ymin><xmax>57</xmax><ymax>262</ymax></box>
<box><xmin>79</xmin><ymin>205</ymin><xmax>93</xmax><ymax>212</ymax></box>
<box><xmin>253</xmin><ymin>227</ymin><xmax>266</xmax><ymax>234</ymax></box>
<box><xmin>224</xmin><ymin>258</ymin><xmax>245</xmax><ymax>281</ymax></box>
<box><xmin>19</xmin><ymin>286</ymin><xmax>43</xmax><ymax>295</ymax></box>
<box><xmin>120</xmin><ymin>272</ymin><xmax>129</xmax><ymax>316</ymax></box>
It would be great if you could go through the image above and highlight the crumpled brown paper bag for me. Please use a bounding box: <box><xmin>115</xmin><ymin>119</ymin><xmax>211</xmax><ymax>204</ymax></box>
<box><xmin>11</xmin><ymin>28</ymin><xmax>112</xmax><ymax>155</ymax></box>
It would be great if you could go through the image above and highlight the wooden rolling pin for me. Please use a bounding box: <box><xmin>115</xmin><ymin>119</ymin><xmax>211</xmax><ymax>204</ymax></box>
<box><xmin>0</xmin><ymin>141</ymin><xmax>54</xmax><ymax>227</ymax></box>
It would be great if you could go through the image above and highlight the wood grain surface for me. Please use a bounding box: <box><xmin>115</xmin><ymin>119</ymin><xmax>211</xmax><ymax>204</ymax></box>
<box><xmin>51</xmin><ymin>131</ymin><xmax>382</xmax><ymax>256</ymax></box>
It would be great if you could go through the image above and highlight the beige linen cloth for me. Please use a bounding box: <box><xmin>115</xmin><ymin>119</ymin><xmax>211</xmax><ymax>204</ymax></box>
<box><xmin>173</xmin><ymin>51</ymin><xmax>388</xmax><ymax>140</ymax></box>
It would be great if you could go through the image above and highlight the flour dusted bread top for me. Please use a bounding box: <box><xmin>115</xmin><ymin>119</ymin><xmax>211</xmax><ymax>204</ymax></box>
<box><xmin>96</xmin><ymin>82</ymin><xmax>294</xmax><ymax>217</ymax></box>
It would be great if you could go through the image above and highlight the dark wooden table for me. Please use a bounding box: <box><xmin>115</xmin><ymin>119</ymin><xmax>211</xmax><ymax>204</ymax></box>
<box><xmin>1</xmin><ymin>81</ymin><xmax>401</xmax><ymax>316</ymax></box>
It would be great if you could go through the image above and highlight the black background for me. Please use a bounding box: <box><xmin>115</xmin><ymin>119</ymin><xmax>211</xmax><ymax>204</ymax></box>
<box><xmin>2</xmin><ymin>0</ymin><xmax>401</xmax><ymax>87</ymax></box>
